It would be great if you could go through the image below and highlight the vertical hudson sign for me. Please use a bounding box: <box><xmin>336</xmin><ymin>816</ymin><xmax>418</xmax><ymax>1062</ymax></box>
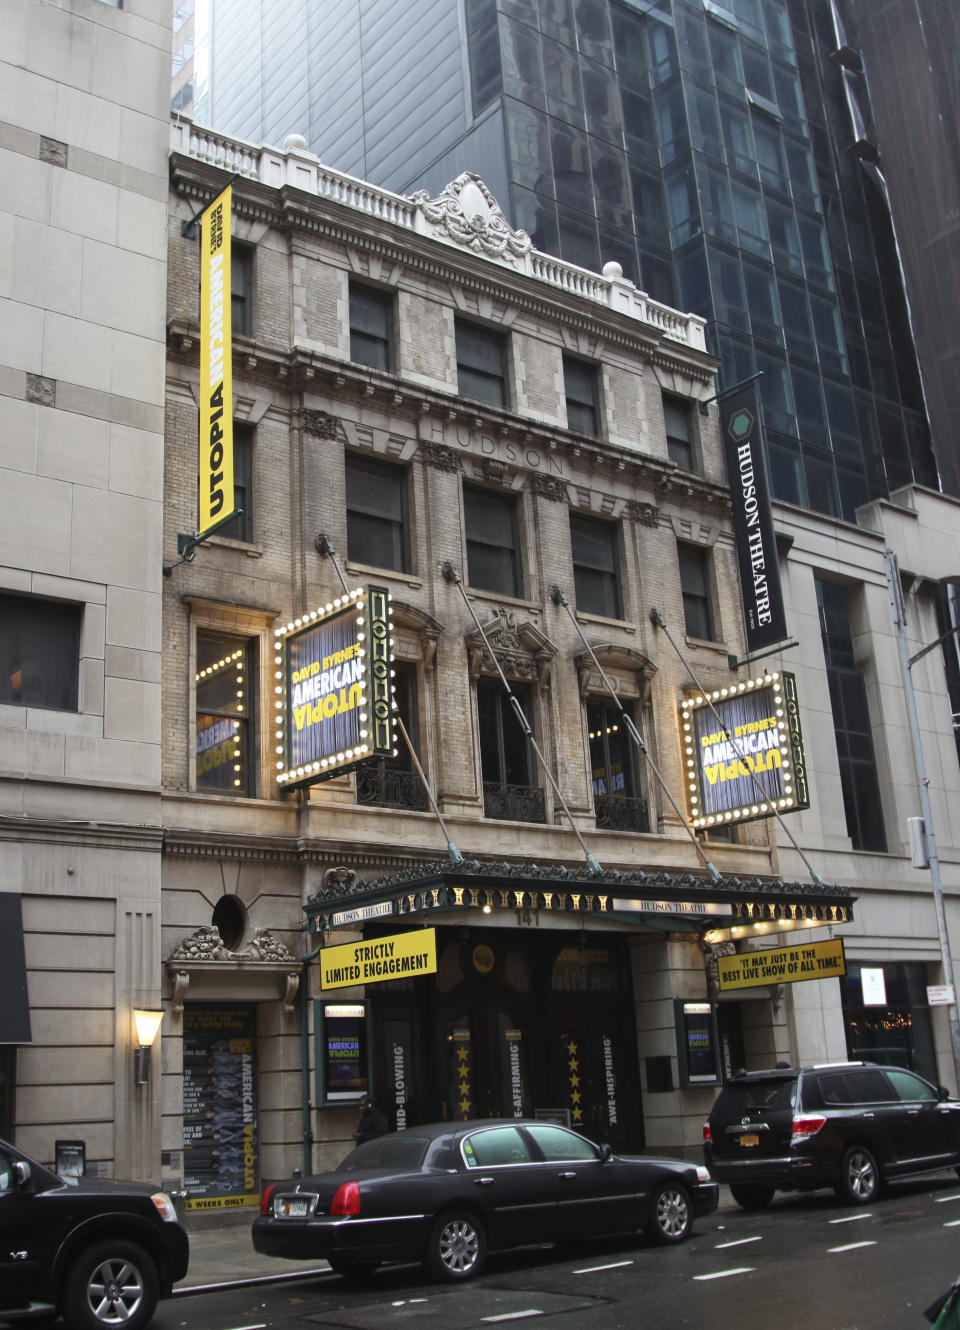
<box><xmin>199</xmin><ymin>185</ymin><xmax>234</xmax><ymax>536</ymax></box>
<box><xmin>720</xmin><ymin>384</ymin><xmax>787</xmax><ymax>654</ymax></box>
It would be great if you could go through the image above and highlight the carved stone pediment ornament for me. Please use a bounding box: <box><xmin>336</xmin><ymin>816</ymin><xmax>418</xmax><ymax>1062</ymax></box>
<box><xmin>574</xmin><ymin>644</ymin><xmax>657</xmax><ymax>702</ymax></box>
<box><xmin>166</xmin><ymin>926</ymin><xmax>300</xmax><ymax>1014</ymax></box>
<box><xmin>410</xmin><ymin>173</ymin><xmax>533</xmax><ymax>266</ymax></box>
<box><xmin>466</xmin><ymin>608</ymin><xmax>557</xmax><ymax>683</ymax></box>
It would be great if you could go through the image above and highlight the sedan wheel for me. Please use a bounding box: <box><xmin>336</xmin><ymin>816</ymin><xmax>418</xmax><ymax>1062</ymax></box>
<box><xmin>62</xmin><ymin>1240</ymin><xmax>159</xmax><ymax>1330</ymax></box>
<box><xmin>837</xmin><ymin>1144</ymin><xmax>880</xmax><ymax>1204</ymax></box>
<box><xmin>645</xmin><ymin>1182</ymin><xmax>693</xmax><ymax>1244</ymax></box>
<box><xmin>426</xmin><ymin>1210</ymin><xmax>486</xmax><ymax>1282</ymax></box>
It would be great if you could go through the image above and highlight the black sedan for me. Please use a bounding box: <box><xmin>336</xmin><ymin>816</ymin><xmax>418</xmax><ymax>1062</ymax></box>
<box><xmin>252</xmin><ymin>1119</ymin><xmax>718</xmax><ymax>1282</ymax></box>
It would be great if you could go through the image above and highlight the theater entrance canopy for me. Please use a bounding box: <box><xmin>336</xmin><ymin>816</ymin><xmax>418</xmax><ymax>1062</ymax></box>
<box><xmin>304</xmin><ymin>859</ymin><xmax>855</xmax><ymax>944</ymax></box>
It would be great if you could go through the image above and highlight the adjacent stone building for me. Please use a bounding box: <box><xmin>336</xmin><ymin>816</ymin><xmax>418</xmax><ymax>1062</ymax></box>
<box><xmin>0</xmin><ymin>0</ymin><xmax>171</xmax><ymax>1180</ymax></box>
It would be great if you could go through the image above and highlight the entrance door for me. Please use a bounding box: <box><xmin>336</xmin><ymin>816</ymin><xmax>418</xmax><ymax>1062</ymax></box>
<box><xmin>437</xmin><ymin>1003</ymin><xmax>539</xmax><ymax>1121</ymax></box>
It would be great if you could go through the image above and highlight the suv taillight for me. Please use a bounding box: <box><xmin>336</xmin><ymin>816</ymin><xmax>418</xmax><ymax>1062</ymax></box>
<box><xmin>703</xmin><ymin>1122</ymin><xmax>712</xmax><ymax>1143</ymax></box>
<box><xmin>330</xmin><ymin>1180</ymin><xmax>361</xmax><ymax>1216</ymax></box>
<box><xmin>791</xmin><ymin>1115</ymin><xmax>826</xmax><ymax>1144</ymax></box>
<box><xmin>260</xmin><ymin>1185</ymin><xmax>275</xmax><ymax>1217</ymax></box>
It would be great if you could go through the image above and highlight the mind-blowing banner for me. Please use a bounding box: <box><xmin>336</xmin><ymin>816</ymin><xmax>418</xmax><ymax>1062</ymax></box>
<box><xmin>720</xmin><ymin>383</ymin><xmax>788</xmax><ymax>654</ymax></box>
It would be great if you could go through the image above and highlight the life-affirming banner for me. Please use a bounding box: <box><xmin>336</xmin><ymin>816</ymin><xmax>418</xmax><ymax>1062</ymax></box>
<box><xmin>199</xmin><ymin>185</ymin><xmax>234</xmax><ymax>536</ymax></box>
<box><xmin>720</xmin><ymin>382</ymin><xmax>788</xmax><ymax>654</ymax></box>
<box><xmin>274</xmin><ymin>585</ymin><xmax>394</xmax><ymax>788</ymax></box>
<box><xmin>681</xmin><ymin>671</ymin><xmax>810</xmax><ymax>828</ymax></box>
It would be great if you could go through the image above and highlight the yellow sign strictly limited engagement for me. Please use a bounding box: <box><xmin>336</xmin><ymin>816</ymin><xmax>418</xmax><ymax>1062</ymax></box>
<box><xmin>320</xmin><ymin>928</ymin><xmax>438</xmax><ymax>991</ymax></box>
<box><xmin>717</xmin><ymin>937</ymin><xmax>846</xmax><ymax>992</ymax></box>
<box><xmin>198</xmin><ymin>184</ymin><xmax>234</xmax><ymax>536</ymax></box>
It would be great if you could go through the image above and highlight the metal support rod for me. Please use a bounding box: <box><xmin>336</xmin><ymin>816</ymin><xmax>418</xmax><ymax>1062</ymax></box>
<box><xmin>550</xmin><ymin>586</ymin><xmax>722</xmax><ymax>882</ymax></box>
<box><xmin>649</xmin><ymin>608</ymin><xmax>827</xmax><ymax>889</ymax></box>
<box><xmin>698</xmin><ymin>369</ymin><xmax>763</xmax><ymax>415</ymax></box>
<box><xmin>886</xmin><ymin>550</ymin><xmax>960</xmax><ymax>1092</ymax></box>
<box><xmin>443</xmin><ymin>563</ymin><xmax>602</xmax><ymax>875</ymax></box>
<box><xmin>315</xmin><ymin>535</ymin><xmax>463</xmax><ymax>864</ymax></box>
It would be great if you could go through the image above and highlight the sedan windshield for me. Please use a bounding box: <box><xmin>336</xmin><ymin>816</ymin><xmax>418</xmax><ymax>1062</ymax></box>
<box><xmin>338</xmin><ymin>1135</ymin><xmax>429</xmax><ymax>1172</ymax></box>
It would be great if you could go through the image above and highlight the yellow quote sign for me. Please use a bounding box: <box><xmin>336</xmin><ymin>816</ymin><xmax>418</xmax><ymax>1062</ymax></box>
<box><xmin>717</xmin><ymin>937</ymin><xmax>846</xmax><ymax>991</ymax></box>
<box><xmin>320</xmin><ymin>928</ymin><xmax>437</xmax><ymax>991</ymax></box>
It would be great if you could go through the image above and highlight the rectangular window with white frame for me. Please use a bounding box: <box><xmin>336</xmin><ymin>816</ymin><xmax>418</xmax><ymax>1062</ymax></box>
<box><xmin>570</xmin><ymin>512</ymin><xmax>622</xmax><ymax>619</ymax></box>
<box><xmin>677</xmin><ymin>542</ymin><xmax>717</xmax><ymax>641</ymax></box>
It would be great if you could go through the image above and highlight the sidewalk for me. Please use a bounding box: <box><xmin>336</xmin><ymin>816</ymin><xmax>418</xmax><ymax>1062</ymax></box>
<box><xmin>173</xmin><ymin>1212</ymin><xmax>331</xmax><ymax>1292</ymax></box>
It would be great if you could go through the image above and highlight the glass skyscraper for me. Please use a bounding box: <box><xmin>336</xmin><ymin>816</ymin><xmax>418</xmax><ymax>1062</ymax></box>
<box><xmin>202</xmin><ymin>0</ymin><xmax>943</xmax><ymax>521</ymax></box>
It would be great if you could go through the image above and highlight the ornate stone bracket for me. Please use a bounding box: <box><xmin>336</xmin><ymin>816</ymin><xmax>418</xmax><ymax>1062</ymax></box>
<box><xmin>304</xmin><ymin>408</ymin><xmax>346</xmax><ymax>441</ymax></box>
<box><xmin>165</xmin><ymin>926</ymin><xmax>301</xmax><ymax>1015</ymax></box>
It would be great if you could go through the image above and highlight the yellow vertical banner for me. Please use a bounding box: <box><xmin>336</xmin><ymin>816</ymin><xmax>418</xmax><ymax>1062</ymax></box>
<box><xmin>198</xmin><ymin>185</ymin><xmax>234</xmax><ymax>535</ymax></box>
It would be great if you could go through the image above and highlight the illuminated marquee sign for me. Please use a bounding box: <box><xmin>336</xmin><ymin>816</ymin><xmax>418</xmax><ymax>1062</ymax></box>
<box><xmin>681</xmin><ymin>671</ymin><xmax>809</xmax><ymax>828</ymax></box>
<box><xmin>274</xmin><ymin>585</ymin><xmax>394</xmax><ymax>788</ymax></box>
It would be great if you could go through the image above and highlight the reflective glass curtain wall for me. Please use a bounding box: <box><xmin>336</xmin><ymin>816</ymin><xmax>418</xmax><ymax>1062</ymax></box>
<box><xmin>465</xmin><ymin>0</ymin><xmax>936</xmax><ymax>522</ymax></box>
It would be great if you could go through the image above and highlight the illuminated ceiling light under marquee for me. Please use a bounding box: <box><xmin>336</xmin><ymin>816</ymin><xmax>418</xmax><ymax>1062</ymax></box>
<box><xmin>680</xmin><ymin>671</ymin><xmax>810</xmax><ymax>828</ymax></box>
<box><xmin>274</xmin><ymin>585</ymin><xmax>394</xmax><ymax>788</ymax></box>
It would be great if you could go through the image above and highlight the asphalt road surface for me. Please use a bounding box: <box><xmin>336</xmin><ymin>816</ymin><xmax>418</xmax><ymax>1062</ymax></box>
<box><xmin>160</xmin><ymin>1174</ymin><xmax>960</xmax><ymax>1330</ymax></box>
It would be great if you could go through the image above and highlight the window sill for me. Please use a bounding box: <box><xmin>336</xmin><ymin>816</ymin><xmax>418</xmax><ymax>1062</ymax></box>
<box><xmin>204</xmin><ymin>534</ymin><xmax>263</xmax><ymax>558</ymax></box>
<box><xmin>345</xmin><ymin>560</ymin><xmax>422</xmax><ymax>590</ymax></box>
<box><xmin>575</xmin><ymin>610</ymin><xmax>636</xmax><ymax>634</ymax></box>
<box><xmin>684</xmin><ymin>634</ymin><xmax>728</xmax><ymax>655</ymax></box>
<box><xmin>464</xmin><ymin>585</ymin><xmax>539</xmax><ymax>612</ymax></box>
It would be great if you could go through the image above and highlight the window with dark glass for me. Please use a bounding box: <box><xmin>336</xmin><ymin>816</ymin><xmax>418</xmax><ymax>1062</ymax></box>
<box><xmin>588</xmin><ymin>701</ymin><xmax>649</xmax><ymax>832</ymax></box>
<box><xmin>816</xmin><ymin>578</ymin><xmax>886</xmax><ymax>851</ymax></box>
<box><xmin>456</xmin><ymin>320</ymin><xmax>508</xmax><ymax>407</ymax></box>
<box><xmin>570</xmin><ymin>512</ymin><xmax>621</xmax><ymax>618</ymax></box>
<box><xmin>464</xmin><ymin>484</ymin><xmax>521</xmax><ymax>597</ymax></box>
<box><xmin>477</xmin><ymin>680</ymin><xmax>543</xmax><ymax>823</ymax></box>
<box><xmin>349</xmin><ymin>282</ymin><xmax>394</xmax><ymax>371</ymax></box>
<box><xmin>345</xmin><ymin>452</ymin><xmax>409</xmax><ymax>572</ymax></box>
<box><xmin>678</xmin><ymin>543</ymin><xmax>716</xmax><ymax>640</ymax></box>
<box><xmin>356</xmin><ymin>661</ymin><xmax>426</xmax><ymax>811</ymax></box>
<box><xmin>0</xmin><ymin>592</ymin><xmax>81</xmax><ymax>711</ymax></box>
<box><xmin>231</xmin><ymin>243</ymin><xmax>252</xmax><ymax>336</ymax></box>
<box><xmin>215</xmin><ymin>424</ymin><xmax>253</xmax><ymax>542</ymax></box>
<box><xmin>196</xmin><ymin>630</ymin><xmax>254</xmax><ymax>796</ymax></box>
<box><xmin>563</xmin><ymin>355</ymin><xmax>600</xmax><ymax>435</ymax></box>
<box><xmin>664</xmin><ymin>395</ymin><xmax>694</xmax><ymax>470</ymax></box>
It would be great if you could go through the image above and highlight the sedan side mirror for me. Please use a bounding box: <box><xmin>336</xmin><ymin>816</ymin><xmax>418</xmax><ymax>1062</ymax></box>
<box><xmin>13</xmin><ymin>1160</ymin><xmax>31</xmax><ymax>1188</ymax></box>
<box><xmin>939</xmin><ymin>1086</ymin><xmax>951</xmax><ymax>1101</ymax></box>
<box><xmin>599</xmin><ymin>1143</ymin><xmax>613</xmax><ymax>1162</ymax></box>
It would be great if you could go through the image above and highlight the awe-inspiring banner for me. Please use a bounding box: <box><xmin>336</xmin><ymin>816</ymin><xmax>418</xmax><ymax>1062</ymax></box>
<box><xmin>274</xmin><ymin>585</ymin><xmax>395</xmax><ymax>788</ymax></box>
<box><xmin>720</xmin><ymin>383</ymin><xmax>788</xmax><ymax>654</ymax></box>
<box><xmin>199</xmin><ymin>185</ymin><xmax>234</xmax><ymax>536</ymax></box>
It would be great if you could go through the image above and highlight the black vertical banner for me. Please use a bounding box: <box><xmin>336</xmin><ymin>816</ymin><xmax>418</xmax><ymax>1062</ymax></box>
<box><xmin>720</xmin><ymin>385</ymin><xmax>788</xmax><ymax>653</ymax></box>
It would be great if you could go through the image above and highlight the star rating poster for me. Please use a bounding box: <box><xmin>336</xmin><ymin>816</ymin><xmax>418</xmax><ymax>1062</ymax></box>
<box><xmin>563</xmin><ymin>1035</ymin><xmax>584</xmax><ymax>1127</ymax></box>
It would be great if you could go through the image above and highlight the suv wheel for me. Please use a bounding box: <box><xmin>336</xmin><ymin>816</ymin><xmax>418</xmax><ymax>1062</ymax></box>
<box><xmin>729</xmin><ymin>1184</ymin><xmax>775</xmax><ymax>1210</ymax></box>
<box><xmin>62</xmin><ymin>1239</ymin><xmax>159</xmax><ymax>1330</ymax></box>
<box><xmin>836</xmin><ymin>1145</ymin><xmax>880</xmax><ymax>1205</ymax></box>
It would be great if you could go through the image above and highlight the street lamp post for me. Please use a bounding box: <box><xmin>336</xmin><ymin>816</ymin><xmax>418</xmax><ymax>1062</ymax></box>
<box><xmin>885</xmin><ymin>550</ymin><xmax>960</xmax><ymax>1092</ymax></box>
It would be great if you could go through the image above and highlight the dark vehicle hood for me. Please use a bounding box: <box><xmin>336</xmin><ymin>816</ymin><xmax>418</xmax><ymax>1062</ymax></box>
<box><xmin>36</xmin><ymin>1176</ymin><xmax>164</xmax><ymax>1201</ymax></box>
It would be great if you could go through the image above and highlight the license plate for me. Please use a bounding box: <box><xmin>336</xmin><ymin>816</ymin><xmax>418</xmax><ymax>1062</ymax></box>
<box><xmin>279</xmin><ymin>1198</ymin><xmax>310</xmax><ymax>1218</ymax></box>
<box><xmin>739</xmin><ymin>1133</ymin><xmax>760</xmax><ymax>1147</ymax></box>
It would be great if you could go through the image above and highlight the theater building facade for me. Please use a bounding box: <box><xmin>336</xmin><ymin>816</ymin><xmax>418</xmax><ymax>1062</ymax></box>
<box><xmin>159</xmin><ymin>120</ymin><xmax>960</xmax><ymax>1206</ymax></box>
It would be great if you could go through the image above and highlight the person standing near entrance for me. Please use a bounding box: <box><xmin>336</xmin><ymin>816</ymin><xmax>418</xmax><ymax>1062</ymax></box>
<box><xmin>354</xmin><ymin>1094</ymin><xmax>389</xmax><ymax>1143</ymax></box>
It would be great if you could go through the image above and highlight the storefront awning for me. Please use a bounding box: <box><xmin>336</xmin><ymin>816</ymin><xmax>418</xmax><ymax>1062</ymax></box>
<box><xmin>0</xmin><ymin>893</ymin><xmax>32</xmax><ymax>1044</ymax></box>
<box><xmin>304</xmin><ymin>859</ymin><xmax>855</xmax><ymax>940</ymax></box>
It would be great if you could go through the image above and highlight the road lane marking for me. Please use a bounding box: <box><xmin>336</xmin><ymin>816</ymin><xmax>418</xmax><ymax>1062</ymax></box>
<box><xmin>943</xmin><ymin>1219</ymin><xmax>960</xmax><ymax>1228</ymax></box>
<box><xmin>694</xmin><ymin>1267</ymin><xmax>755</xmax><ymax>1281</ymax></box>
<box><xmin>935</xmin><ymin>1194</ymin><xmax>960</xmax><ymax>1203</ymax></box>
<box><xmin>573</xmin><ymin>1260</ymin><xmax>634</xmax><ymax>1273</ymax></box>
<box><xmin>830</xmin><ymin>1213</ymin><xmax>873</xmax><ymax>1224</ymax></box>
<box><xmin>482</xmin><ymin>1313</ymin><xmax>544</xmax><ymax>1323</ymax></box>
<box><xmin>715</xmin><ymin>1236</ymin><xmax>762</xmax><ymax>1249</ymax></box>
<box><xmin>828</xmin><ymin>1241</ymin><xmax>878</xmax><ymax>1253</ymax></box>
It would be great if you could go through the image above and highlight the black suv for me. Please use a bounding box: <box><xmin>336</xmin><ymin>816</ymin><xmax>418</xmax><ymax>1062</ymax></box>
<box><xmin>0</xmin><ymin>1136</ymin><xmax>189</xmax><ymax>1328</ymax></box>
<box><xmin>704</xmin><ymin>1062</ymin><xmax>960</xmax><ymax>1208</ymax></box>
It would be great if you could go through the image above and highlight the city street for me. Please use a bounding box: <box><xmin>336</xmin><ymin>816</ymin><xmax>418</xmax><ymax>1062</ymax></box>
<box><xmin>159</xmin><ymin>1175</ymin><xmax>960</xmax><ymax>1330</ymax></box>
